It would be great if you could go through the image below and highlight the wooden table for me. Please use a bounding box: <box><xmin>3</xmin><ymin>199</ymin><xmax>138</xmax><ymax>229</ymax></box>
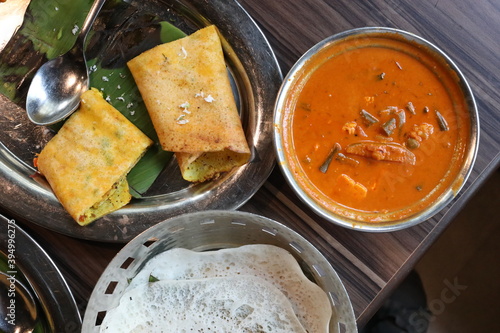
<box><xmin>2</xmin><ymin>0</ymin><xmax>500</xmax><ymax>330</ymax></box>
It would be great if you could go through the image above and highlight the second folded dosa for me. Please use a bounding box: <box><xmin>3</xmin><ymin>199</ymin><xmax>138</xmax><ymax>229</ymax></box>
<box><xmin>127</xmin><ymin>25</ymin><xmax>250</xmax><ymax>182</ymax></box>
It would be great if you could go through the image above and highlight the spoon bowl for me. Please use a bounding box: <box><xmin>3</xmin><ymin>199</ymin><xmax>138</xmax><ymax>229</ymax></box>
<box><xmin>26</xmin><ymin>46</ymin><xmax>88</xmax><ymax>125</ymax></box>
<box><xmin>25</xmin><ymin>0</ymin><xmax>106</xmax><ymax>126</ymax></box>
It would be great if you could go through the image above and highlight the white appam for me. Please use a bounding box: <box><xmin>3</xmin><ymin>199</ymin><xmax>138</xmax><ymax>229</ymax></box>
<box><xmin>100</xmin><ymin>276</ymin><xmax>306</xmax><ymax>332</ymax></box>
<box><xmin>126</xmin><ymin>244</ymin><xmax>332</xmax><ymax>332</ymax></box>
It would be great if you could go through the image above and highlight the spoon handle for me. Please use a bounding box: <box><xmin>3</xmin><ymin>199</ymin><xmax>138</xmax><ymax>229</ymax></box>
<box><xmin>76</xmin><ymin>0</ymin><xmax>107</xmax><ymax>46</ymax></box>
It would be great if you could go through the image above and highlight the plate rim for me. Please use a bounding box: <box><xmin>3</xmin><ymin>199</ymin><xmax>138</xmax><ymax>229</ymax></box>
<box><xmin>0</xmin><ymin>213</ymin><xmax>82</xmax><ymax>332</ymax></box>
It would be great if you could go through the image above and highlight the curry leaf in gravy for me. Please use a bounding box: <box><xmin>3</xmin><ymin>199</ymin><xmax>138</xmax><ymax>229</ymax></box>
<box><xmin>435</xmin><ymin>110</ymin><xmax>450</xmax><ymax>131</ymax></box>
<box><xmin>319</xmin><ymin>143</ymin><xmax>341</xmax><ymax>173</ymax></box>
<box><xmin>356</xmin><ymin>125</ymin><xmax>368</xmax><ymax>137</ymax></box>
<box><xmin>381</xmin><ymin>118</ymin><xmax>397</xmax><ymax>136</ymax></box>
<box><xmin>360</xmin><ymin>109</ymin><xmax>379</xmax><ymax>126</ymax></box>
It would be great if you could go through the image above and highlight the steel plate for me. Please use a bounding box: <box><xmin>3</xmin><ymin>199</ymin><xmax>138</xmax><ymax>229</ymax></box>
<box><xmin>0</xmin><ymin>0</ymin><xmax>282</xmax><ymax>242</ymax></box>
<box><xmin>0</xmin><ymin>214</ymin><xmax>81</xmax><ymax>332</ymax></box>
<box><xmin>83</xmin><ymin>210</ymin><xmax>357</xmax><ymax>332</ymax></box>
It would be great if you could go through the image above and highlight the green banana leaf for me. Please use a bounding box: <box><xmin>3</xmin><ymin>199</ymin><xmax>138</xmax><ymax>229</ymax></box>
<box><xmin>0</xmin><ymin>0</ymin><xmax>187</xmax><ymax>197</ymax></box>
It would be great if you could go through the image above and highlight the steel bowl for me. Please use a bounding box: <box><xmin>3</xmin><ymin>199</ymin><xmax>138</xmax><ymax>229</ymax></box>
<box><xmin>82</xmin><ymin>210</ymin><xmax>357</xmax><ymax>332</ymax></box>
<box><xmin>274</xmin><ymin>27</ymin><xmax>479</xmax><ymax>232</ymax></box>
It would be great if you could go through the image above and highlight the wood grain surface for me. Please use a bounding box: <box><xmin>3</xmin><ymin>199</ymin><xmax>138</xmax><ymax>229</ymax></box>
<box><xmin>236</xmin><ymin>0</ymin><xmax>500</xmax><ymax>325</ymax></box>
<box><xmin>1</xmin><ymin>0</ymin><xmax>500</xmax><ymax>331</ymax></box>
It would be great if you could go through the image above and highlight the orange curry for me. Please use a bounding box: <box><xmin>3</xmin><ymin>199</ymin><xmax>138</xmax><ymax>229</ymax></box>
<box><xmin>283</xmin><ymin>34</ymin><xmax>471</xmax><ymax>223</ymax></box>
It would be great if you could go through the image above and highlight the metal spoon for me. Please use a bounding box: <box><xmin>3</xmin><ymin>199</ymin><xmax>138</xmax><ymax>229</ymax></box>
<box><xmin>0</xmin><ymin>272</ymin><xmax>38</xmax><ymax>333</ymax></box>
<box><xmin>26</xmin><ymin>0</ymin><xmax>106</xmax><ymax>125</ymax></box>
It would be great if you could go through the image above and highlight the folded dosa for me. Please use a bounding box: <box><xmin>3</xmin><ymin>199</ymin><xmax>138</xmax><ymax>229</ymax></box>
<box><xmin>36</xmin><ymin>88</ymin><xmax>152</xmax><ymax>225</ymax></box>
<box><xmin>127</xmin><ymin>25</ymin><xmax>250</xmax><ymax>182</ymax></box>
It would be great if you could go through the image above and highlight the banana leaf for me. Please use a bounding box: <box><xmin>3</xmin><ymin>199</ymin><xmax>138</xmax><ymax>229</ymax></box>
<box><xmin>0</xmin><ymin>0</ymin><xmax>187</xmax><ymax>197</ymax></box>
<box><xmin>0</xmin><ymin>0</ymin><xmax>94</xmax><ymax>101</ymax></box>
